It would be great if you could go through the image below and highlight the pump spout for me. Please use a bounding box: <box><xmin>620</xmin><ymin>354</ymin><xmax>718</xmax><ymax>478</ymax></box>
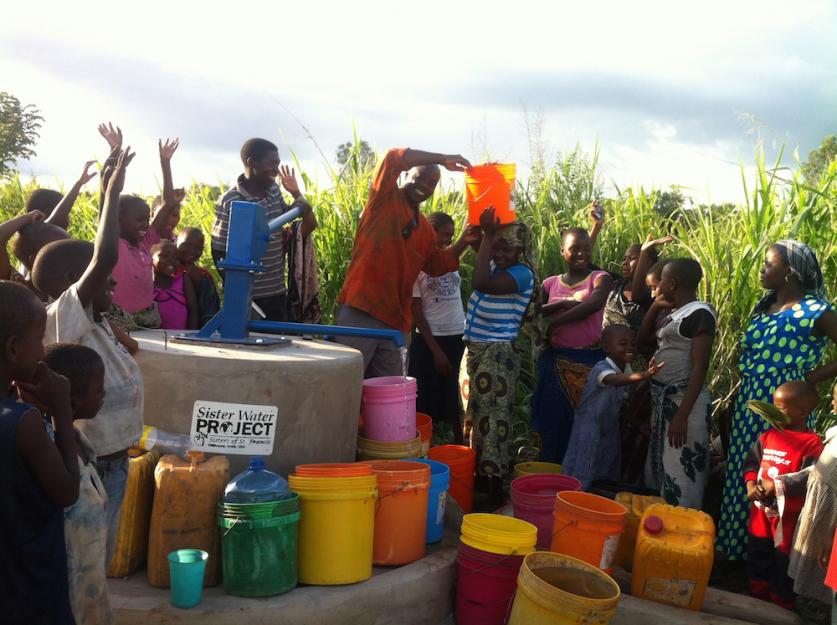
<box><xmin>266</xmin><ymin>204</ymin><xmax>305</xmax><ymax>236</ymax></box>
<box><xmin>248</xmin><ymin>321</ymin><xmax>404</xmax><ymax>348</ymax></box>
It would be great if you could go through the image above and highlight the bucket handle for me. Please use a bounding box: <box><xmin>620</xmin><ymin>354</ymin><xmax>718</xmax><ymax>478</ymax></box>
<box><xmin>551</xmin><ymin>517</ymin><xmax>577</xmax><ymax>539</ymax></box>
<box><xmin>374</xmin><ymin>480</ymin><xmax>423</xmax><ymax>515</ymax></box>
<box><xmin>222</xmin><ymin>517</ymin><xmax>240</xmax><ymax>537</ymax></box>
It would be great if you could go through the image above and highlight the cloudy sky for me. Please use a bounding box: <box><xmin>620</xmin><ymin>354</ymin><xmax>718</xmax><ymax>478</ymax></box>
<box><xmin>2</xmin><ymin>0</ymin><xmax>835</xmax><ymax>202</ymax></box>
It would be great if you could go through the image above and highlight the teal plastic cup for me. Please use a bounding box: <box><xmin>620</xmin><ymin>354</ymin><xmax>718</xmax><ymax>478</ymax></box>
<box><xmin>168</xmin><ymin>549</ymin><xmax>208</xmax><ymax>608</ymax></box>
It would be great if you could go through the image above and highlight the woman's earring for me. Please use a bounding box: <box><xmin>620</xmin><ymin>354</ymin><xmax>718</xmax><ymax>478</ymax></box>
<box><xmin>785</xmin><ymin>274</ymin><xmax>790</xmax><ymax>283</ymax></box>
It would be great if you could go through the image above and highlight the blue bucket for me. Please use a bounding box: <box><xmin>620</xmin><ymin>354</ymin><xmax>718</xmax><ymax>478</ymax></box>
<box><xmin>168</xmin><ymin>549</ymin><xmax>208</xmax><ymax>608</ymax></box>
<box><xmin>410</xmin><ymin>458</ymin><xmax>450</xmax><ymax>543</ymax></box>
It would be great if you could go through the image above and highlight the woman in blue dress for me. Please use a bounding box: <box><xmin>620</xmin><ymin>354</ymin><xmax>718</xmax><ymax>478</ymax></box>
<box><xmin>717</xmin><ymin>240</ymin><xmax>837</xmax><ymax>560</ymax></box>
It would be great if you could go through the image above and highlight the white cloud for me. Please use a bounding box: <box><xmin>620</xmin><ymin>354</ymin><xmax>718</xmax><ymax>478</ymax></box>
<box><xmin>1</xmin><ymin>0</ymin><xmax>835</xmax><ymax>201</ymax></box>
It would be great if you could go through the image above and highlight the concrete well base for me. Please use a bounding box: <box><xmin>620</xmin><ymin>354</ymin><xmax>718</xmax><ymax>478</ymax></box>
<box><xmin>111</xmin><ymin>547</ymin><xmax>456</xmax><ymax>625</ymax></box>
<box><xmin>133</xmin><ymin>331</ymin><xmax>364</xmax><ymax>477</ymax></box>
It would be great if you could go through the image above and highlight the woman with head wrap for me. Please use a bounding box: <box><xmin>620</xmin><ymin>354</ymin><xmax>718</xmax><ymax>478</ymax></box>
<box><xmin>464</xmin><ymin>208</ymin><xmax>536</xmax><ymax>507</ymax></box>
<box><xmin>718</xmin><ymin>240</ymin><xmax>837</xmax><ymax>560</ymax></box>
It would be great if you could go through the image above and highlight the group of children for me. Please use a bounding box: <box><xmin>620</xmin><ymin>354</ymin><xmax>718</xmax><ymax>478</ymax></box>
<box><xmin>0</xmin><ymin>123</ymin><xmax>227</xmax><ymax>623</ymax></box>
<box><xmin>2</xmin><ymin>128</ymin><xmax>836</xmax><ymax>622</ymax></box>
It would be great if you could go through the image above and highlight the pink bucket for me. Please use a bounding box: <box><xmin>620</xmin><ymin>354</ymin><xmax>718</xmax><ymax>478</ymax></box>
<box><xmin>511</xmin><ymin>474</ymin><xmax>581</xmax><ymax>548</ymax></box>
<box><xmin>361</xmin><ymin>376</ymin><xmax>417</xmax><ymax>442</ymax></box>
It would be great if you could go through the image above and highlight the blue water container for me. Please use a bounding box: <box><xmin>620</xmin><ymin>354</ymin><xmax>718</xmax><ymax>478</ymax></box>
<box><xmin>223</xmin><ymin>457</ymin><xmax>290</xmax><ymax>503</ymax></box>
<box><xmin>411</xmin><ymin>458</ymin><xmax>450</xmax><ymax>543</ymax></box>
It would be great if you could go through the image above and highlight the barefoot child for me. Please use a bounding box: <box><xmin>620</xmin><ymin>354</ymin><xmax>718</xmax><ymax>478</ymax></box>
<box><xmin>153</xmin><ymin>240</ymin><xmax>198</xmax><ymax>330</ymax></box>
<box><xmin>409</xmin><ymin>212</ymin><xmax>466</xmax><ymax>444</ymax></box>
<box><xmin>0</xmin><ymin>281</ymin><xmax>78</xmax><ymax>624</ymax></box>
<box><xmin>562</xmin><ymin>324</ymin><xmax>664</xmax><ymax>489</ymax></box>
<box><xmin>744</xmin><ymin>380</ymin><xmax>823</xmax><ymax>609</ymax></box>
<box><xmin>176</xmin><ymin>227</ymin><xmax>220</xmax><ymax>326</ymax></box>
<box><xmin>465</xmin><ymin>207</ymin><xmax>535</xmax><ymax>504</ymax></box>
<box><xmin>532</xmin><ymin>227</ymin><xmax>612</xmax><ymax>463</ymax></box>
<box><xmin>638</xmin><ymin>258</ymin><xmax>716</xmax><ymax>508</ymax></box>
<box><xmin>110</xmin><ymin>137</ymin><xmax>180</xmax><ymax>329</ymax></box>
<box><xmin>32</xmin><ymin>147</ymin><xmax>143</xmax><ymax>565</ymax></box>
<box><xmin>45</xmin><ymin>343</ymin><xmax>112</xmax><ymax>625</ymax></box>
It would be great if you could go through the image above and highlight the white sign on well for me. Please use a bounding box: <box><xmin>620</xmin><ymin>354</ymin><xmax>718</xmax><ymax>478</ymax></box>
<box><xmin>190</xmin><ymin>400</ymin><xmax>278</xmax><ymax>455</ymax></box>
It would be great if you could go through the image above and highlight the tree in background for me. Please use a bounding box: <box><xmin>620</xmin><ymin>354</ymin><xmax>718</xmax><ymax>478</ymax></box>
<box><xmin>802</xmin><ymin>134</ymin><xmax>837</xmax><ymax>183</ymax></box>
<box><xmin>336</xmin><ymin>139</ymin><xmax>376</xmax><ymax>176</ymax></box>
<box><xmin>0</xmin><ymin>92</ymin><xmax>43</xmax><ymax>176</ymax></box>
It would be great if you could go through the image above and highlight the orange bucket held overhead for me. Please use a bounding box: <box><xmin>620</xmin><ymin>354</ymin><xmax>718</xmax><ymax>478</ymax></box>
<box><xmin>465</xmin><ymin>163</ymin><xmax>516</xmax><ymax>226</ymax></box>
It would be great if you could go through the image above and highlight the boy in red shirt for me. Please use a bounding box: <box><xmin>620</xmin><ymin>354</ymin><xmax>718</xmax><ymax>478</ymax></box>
<box><xmin>744</xmin><ymin>380</ymin><xmax>824</xmax><ymax>609</ymax></box>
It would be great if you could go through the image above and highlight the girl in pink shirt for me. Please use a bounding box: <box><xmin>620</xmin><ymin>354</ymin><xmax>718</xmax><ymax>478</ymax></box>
<box><xmin>152</xmin><ymin>240</ymin><xmax>197</xmax><ymax>330</ymax></box>
<box><xmin>110</xmin><ymin>138</ymin><xmax>180</xmax><ymax>329</ymax></box>
<box><xmin>532</xmin><ymin>227</ymin><xmax>612</xmax><ymax>463</ymax></box>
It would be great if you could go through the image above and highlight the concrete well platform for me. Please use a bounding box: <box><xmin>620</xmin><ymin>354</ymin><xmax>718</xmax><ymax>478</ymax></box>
<box><xmin>133</xmin><ymin>331</ymin><xmax>364</xmax><ymax>476</ymax></box>
<box><xmin>111</xmin><ymin>546</ymin><xmax>456</xmax><ymax>625</ymax></box>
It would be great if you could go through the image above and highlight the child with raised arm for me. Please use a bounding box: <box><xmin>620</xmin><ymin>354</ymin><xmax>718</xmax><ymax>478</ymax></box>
<box><xmin>0</xmin><ymin>281</ymin><xmax>78</xmax><ymax>624</ymax></box>
<box><xmin>176</xmin><ymin>227</ymin><xmax>220</xmax><ymax>327</ymax></box>
<box><xmin>110</xmin><ymin>137</ymin><xmax>180</xmax><ymax>329</ymax></box>
<box><xmin>25</xmin><ymin>160</ymin><xmax>98</xmax><ymax>231</ymax></box>
<box><xmin>532</xmin><ymin>227</ymin><xmax>612</xmax><ymax>463</ymax></box>
<box><xmin>0</xmin><ymin>209</ymin><xmax>45</xmax><ymax>283</ymax></box>
<box><xmin>45</xmin><ymin>343</ymin><xmax>112</xmax><ymax>625</ymax></box>
<box><xmin>637</xmin><ymin>258</ymin><xmax>716</xmax><ymax>508</ymax></box>
<box><xmin>562</xmin><ymin>325</ymin><xmax>664</xmax><ymax>490</ymax></box>
<box><xmin>32</xmin><ymin>147</ymin><xmax>143</xmax><ymax>565</ymax></box>
<box><xmin>153</xmin><ymin>239</ymin><xmax>198</xmax><ymax>330</ymax></box>
<box><xmin>743</xmin><ymin>381</ymin><xmax>823</xmax><ymax>609</ymax></box>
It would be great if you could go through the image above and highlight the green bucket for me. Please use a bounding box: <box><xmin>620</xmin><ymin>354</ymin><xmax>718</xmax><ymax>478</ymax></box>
<box><xmin>217</xmin><ymin>493</ymin><xmax>300</xmax><ymax>597</ymax></box>
<box><xmin>219</xmin><ymin>496</ymin><xmax>300</xmax><ymax>520</ymax></box>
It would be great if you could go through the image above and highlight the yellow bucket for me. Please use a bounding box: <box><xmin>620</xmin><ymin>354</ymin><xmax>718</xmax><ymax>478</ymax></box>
<box><xmin>508</xmin><ymin>552</ymin><xmax>621</xmax><ymax>625</ymax></box>
<box><xmin>460</xmin><ymin>513</ymin><xmax>537</xmax><ymax>556</ymax></box>
<box><xmin>357</xmin><ymin>434</ymin><xmax>422</xmax><ymax>460</ymax></box>
<box><xmin>513</xmin><ymin>461</ymin><xmax>562</xmax><ymax>479</ymax></box>
<box><xmin>289</xmin><ymin>474</ymin><xmax>378</xmax><ymax>585</ymax></box>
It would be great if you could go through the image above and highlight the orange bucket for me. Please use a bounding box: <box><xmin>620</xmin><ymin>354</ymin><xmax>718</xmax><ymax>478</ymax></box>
<box><xmin>366</xmin><ymin>460</ymin><xmax>431</xmax><ymax>565</ymax></box>
<box><xmin>295</xmin><ymin>463</ymin><xmax>373</xmax><ymax>478</ymax></box>
<box><xmin>465</xmin><ymin>163</ymin><xmax>516</xmax><ymax>225</ymax></box>
<box><xmin>428</xmin><ymin>445</ymin><xmax>475</xmax><ymax>513</ymax></box>
<box><xmin>550</xmin><ymin>491</ymin><xmax>627</xmax><ymax>572</ymax></box>
<box><xmin>416</xmin><ymin>413</ymin><xmax>432</xmax><ymax>457</ymax></box>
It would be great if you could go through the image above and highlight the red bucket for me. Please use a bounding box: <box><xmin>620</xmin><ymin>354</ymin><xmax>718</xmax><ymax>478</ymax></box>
<box><xmin>511</xmin><ymin>474</ymin><xmax>581</xmax><ymax>548</ymax></box>
<box><xmin>455</xmin><ymin>542</ymin><xmax>523</xmax><ymax>625</ymax></box>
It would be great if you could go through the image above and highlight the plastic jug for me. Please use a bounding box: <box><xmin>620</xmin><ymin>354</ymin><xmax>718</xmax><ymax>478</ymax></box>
<box><xmin>631</xmin><ymin>504</ymin><xmax>715</xmax><ymax>611</ymax></box>
<box><xmin>140</xmin><ymin>425</ymin><xmax>192</xmax><ymax>457</ymax></box>
<box><xmin>224</xmin><ymin>457</ymin><xmax>289</xmax><ymax>503</ymax></box>
<box><xmin>613</xmin><ymin>492</ymin><xmax>664</xmax><ymax>570</ymax></box>
<box><xmin>108</xmin><ymin>449</ymin><xmax>160</xmax><ymax>578</ymax></box>
<box><xmin>465</xmin><ymin>163</ymin><xmax>516</xmax><ymax>225</ymax></box>
<box><xmin>147</xmin><ymin>451</ymin><xmax>229</xmax><ymax>588</ymax></box>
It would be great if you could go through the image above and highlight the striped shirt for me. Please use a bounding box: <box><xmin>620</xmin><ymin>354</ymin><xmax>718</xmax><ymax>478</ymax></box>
<box><xmin>211</xmin><ymin>175</ymin><xmax>290</xmax><ymax>298</ymax></box>
<box><xmin>464</xmin><ymin>263</ymin><xmax>534</xmax><ymax>342</ymax></box>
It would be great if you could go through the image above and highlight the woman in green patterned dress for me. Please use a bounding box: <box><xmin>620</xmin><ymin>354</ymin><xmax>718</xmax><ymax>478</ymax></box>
<box><xmin>718</xmin><ymin>240</ymin><xmax>837</xmax><ymax>560</ymax></box>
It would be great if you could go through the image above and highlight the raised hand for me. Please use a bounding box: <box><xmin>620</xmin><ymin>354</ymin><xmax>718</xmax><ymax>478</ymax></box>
<box><xmin>159</xmin><ymin>137</ymin><xmax>180</xmax><ymax>162</ymax></box>
<box><xmin>590</xmin><ymin>200</ymin><xmax>605</xmax><ymax>226</ymax></box>
<box><xmin>97</xmin><ymin>122</ymin><xmax>123</xmax><ymax>150</ymax></box>
<box><xmin>15</xmin><ymin>362</ymin><xmax>72</xmax><ymax>418</ymax></box>
<box><xmin>108</xmin><ymin>147</ymin><xmax>136</xmax><ymax>195</ymax></box>
<box><xmin>479</xmin><ymin>206</ymin><xmax>501</xmax><ymax>236</ymax></box>
<box><xmin>279</xmin><ymin>165</ymin><xmax>301</xmax><ymax>197</ymax></box>
<box><xmin>442</xmin><ymin>154</ymin><xmax>472</xmax><ymax>172</ymax></box>
<box><xmin>642</xmin><ymin>233</ymin><xmax>674</xmax><ymax>252</ymax></box>
<box><xmin>77</xmin><ymin>160</ymin><xmax>98</xmax><ymax>186</ymax></box>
